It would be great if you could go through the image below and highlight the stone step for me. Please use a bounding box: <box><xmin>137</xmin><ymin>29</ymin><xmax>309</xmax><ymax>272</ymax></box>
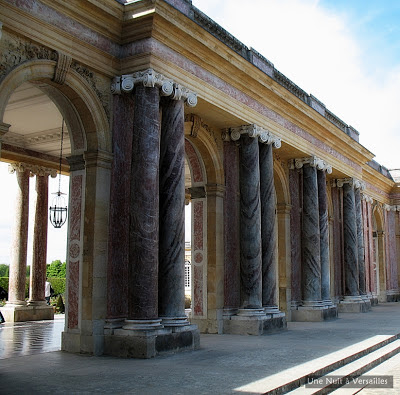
<box><xmin>237</xmin><ymin>334</ymin><xmax>399</xmax><ymax>394</ymax></box>
<box><xmin>287</xmin><ymin>339</ymin><xmax>400</xmax><ymax>394</ymax></box>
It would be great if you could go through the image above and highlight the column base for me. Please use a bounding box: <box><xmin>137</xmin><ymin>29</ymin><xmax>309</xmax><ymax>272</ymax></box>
<box><xmin>338</xmin><ymin>296</ymin><xmax>370</xmax><ymax>313</ymax></box>
<box><xmin>104</xmin><ymin>324</ymin><xmax>200</xmax><ymax>359</ymax></box>
<box><xmin>360</xmin><ymin>294</ymin><xmax>372</xmax><ymax>311</ymax></box>
<box><xmin>291</xmin><ymin>305</ymin><xmax>338</xmax><ymax>322</ymax></box>
<box><xmin>104</xmin><ymin>318</ymin><xmax>125</xmax><ymax>335</ymax></box>
<box><xmin>223</xmin><ymin>312</ymin><xmax>287</xmax><ymax>335</ymax></box>
<box><xmin>0</xmin><ymin>303</ymin><xmax>54</xmax><ymax>322</ymax></box>
<box><xmin>386</xmin><ymin>290</ymin><xmax>400</xmax><ymax>302</ymax></box>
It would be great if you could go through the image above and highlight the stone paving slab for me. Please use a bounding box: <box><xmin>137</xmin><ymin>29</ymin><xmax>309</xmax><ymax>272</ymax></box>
<box><xmin>1</xmin><ymin>304</ymin><xmax>400</xmax><ymax>394</ymax></box>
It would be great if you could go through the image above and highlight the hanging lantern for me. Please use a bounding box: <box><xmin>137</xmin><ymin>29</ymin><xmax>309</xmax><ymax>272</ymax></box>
<box><xmin>49</xmin><ymin>118</ymin><xmax>68</xmax><ymax>228</ymax></box>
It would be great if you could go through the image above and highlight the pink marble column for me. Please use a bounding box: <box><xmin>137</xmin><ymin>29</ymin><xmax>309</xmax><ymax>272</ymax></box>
<box><xmin>223</xmin><ymin>140</ymin><xmax>240</xmax><ymax>311</ymax></box>
<box><xmin>7</xmin><ymin>165</ymin><xmax>30</xmax><ymax>305</ymax></box>
<box><xmin>125</xmin><ymin>84</ymin><xmax>162</xmax><ymax>329</ymax></box>
<box><xmin>367</xmin><ymin>202</ymin><xmax>377</xmax><ymax>295</ymax></box>
<box><xmin>106</xmin><ymin>94</ymin><xmax>133</xmax><ymax>321</ymax></box>
<box><xmin>29</xmin><ymin>174</ymin><xmax>49</xmax><ymax>304</ymax></box>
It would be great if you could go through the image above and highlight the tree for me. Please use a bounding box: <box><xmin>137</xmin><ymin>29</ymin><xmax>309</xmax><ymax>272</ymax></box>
<box><xmin>0</xmin><ymin>264</ymin><xmax>9</xmax><ymax>277</ymax></box>
<box><xmin>46</xmin><ymin>260</ymin><xmax>66</xmax><ymax>278</ymax></box>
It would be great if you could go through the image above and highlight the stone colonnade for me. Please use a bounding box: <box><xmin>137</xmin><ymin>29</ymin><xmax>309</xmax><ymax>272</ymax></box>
<box><xmin>1</xmin><ymin>163</ymin><xmax>55</xmax><ymax>322</ymax></box>
<box><xmin>104</xmin><ymin>69</ymin><xmax>199</xmax><ymax>358</ymax></box>
<box><xmin>222</xmin><ymin>124</ymin><xmax>286</xmax><ymax>334</ymax></box>
<box><xmin>290</xmin><ymin>156</ymin><xmax>338</xmax><ymax>321</ymax></box>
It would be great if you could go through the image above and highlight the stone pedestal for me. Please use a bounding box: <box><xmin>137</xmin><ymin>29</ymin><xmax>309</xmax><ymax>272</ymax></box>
<box><xmin>223</xmin><ymin>312</ymin><xmax>287</xmax><ymax>335</ymax></box>
<box><xmin>291</xmin><ymin>305</ymin><xmax>338</xmax><ymax>322</ymax></box>
<box><xmin>1</xmin><ymin>304</ymin><xmax>54</xmax><ymax>322</ymax></box>
<box><xmin>104</xmin><ymin>325</ymin><xmax>200</xmax><ymax>358</ymax></box>
<box><xmin>338</xmin><ymin>296</ymin><xmax>369</xmax><ymax>313</ymax></box>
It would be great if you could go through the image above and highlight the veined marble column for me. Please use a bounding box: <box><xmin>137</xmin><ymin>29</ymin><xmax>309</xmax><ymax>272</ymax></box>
<box><xmin>355</xmin><ymin>188</ymin><xmax>367</xmax><ymax>298</ymax></box>
<box><xmin>259</xmin><ymin>141</ymin><xmax>280</xmax><ymax>314</ymax></box>
<box><xmin>317</xmin><ymin>169</ymin><xmax>333</xmax><ymax>306</ymax></box>
<box><xmin>301</xmin><ymin>163</ymin><xmax>322</xmax><ymax>306</ymax></box>
<box><xmin>158</xmin><ymin>97</ymin><xmax>188</xmax><ymax>327</ymax></box>
<box><xmin>29</xmin><ymin>173</ymin><xmax>50</xmax><ymax>305</ymax></box>
<box><xmin>337</xmin><ymin>178</ymin><xmax>367</xmax><ymax>312</ymax></box>
<box><xmin>7</xmin><ymin>164</ymin><xmax>30</xmax><ymax>305</ymax></box>
<box><xmin>125</xmin><ymin>84</ymin><xmax>162</xmax><ymax>330</ymax></box>
<box><xmin>236</xmin><ymin>131</ymin><xmax>263</xmax><ymax>313</ymax></box>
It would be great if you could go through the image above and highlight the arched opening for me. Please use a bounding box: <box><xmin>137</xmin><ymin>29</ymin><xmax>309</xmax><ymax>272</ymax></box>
<box><xmin>0</xmin><ymin>59</ymin><xmax>111</xmax><ymax>355</ymax></box>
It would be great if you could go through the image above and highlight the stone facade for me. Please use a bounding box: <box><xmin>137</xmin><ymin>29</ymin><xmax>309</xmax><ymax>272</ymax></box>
<box><xmin>0</xmin><ymin>0</ymin><xmax>399</xmax><ymax>357</ymax></box>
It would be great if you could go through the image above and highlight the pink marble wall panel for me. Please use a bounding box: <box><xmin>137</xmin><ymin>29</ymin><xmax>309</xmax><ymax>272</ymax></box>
<box><xmin>185</xmin><ymin>140</ymin><xmax>203</xmax><ymax>183</ymax></box>
<box><xmin>192</xmin><ymin>199</ymin><xmax>204</xmax><ymax>316</ymax></box>
<box><xmin>67</xmin><ymin>174</ymin><xmax>83</xmax><ymax>329</ymax></box>
<box><xmin>387</xmin><ymin>210</ymin><xmax>398</xmax><ymax>290</ymax></box>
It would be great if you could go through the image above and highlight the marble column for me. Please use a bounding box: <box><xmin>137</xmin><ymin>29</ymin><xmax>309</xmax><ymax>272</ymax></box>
<box><xmin>301</xmin><ymin>163</ymin><xmax>323</xmax><ymax>306</ymax></box>
<box><xmin>238</xmin><ymin>134</ymin><xmax>263</xmax><ymax>312</ymax></box>
<box><xmin>259</xmin><ymin>142</ymin><xmax>279</xmax><ymax>313</ymax></box>
<box><xmin>158</xmin><ymin>97</ymin><xmax>188</xmax><ymax>326</ymax></box>
<box><xmin>317</xmin><ymin>169</ymin><xmax>332</xmax><ymax>306</ymax></box>
<box><xmin>355</xmin><ymin>188</ymin><xmax>367</xmax><ymax>299</ymax></box>
<box><xmin>342</xmin><ymin>181</ymin><xmax>360</xmax><ymax>298</ymax></box>
<box><xmin>7</xmin><ymin>164</ymin><xmax>30</xmax><ymax>305</ymax></box>
<box><xmin>125</xmin><ymin>84</ymin><xmax>162</xmax><ymax>330</ymax></box>
<box><xmin>29</xmin><ymin>173</ymin><xmax>49</xmax><ymax>305</ymax></box>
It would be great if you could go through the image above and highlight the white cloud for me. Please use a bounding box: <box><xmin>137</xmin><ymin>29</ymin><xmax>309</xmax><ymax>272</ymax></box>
<box><xmin>193</xmin><ymin>0</ymin><xmax>400</xmax><ymax>169</ymax></box>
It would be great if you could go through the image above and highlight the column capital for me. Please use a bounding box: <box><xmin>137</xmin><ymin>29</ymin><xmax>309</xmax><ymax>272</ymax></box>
<box><xmin>229</xmin><ymin>124</ymin><xmax>281</xmax><ymax>148</ymax></box>
<box><xmin>289</xmin><ymin>155</ymin><xmax>332</xmax><ymax>174</ymax></box>
<box><xmin>333</xmin><ymin>177</ymin><xmax>365</xmax><ymax>190</ymax></box>
<box><xmin>362</xmin><ymin>193</ymin><xmax>374</xmax><ymax>204</ymax></box>
<box><xmin>8</xmin><ymin>162</ymin><xmax>57</xmax><ymax>177</ymax></box>
<box><xmin>383</xmin><ymin>204</ymin><xmax>400</xmax><ymax>212</ymax></box>
<box><xmin>111</xmin><ymin>68</ymin><xmax>197</xmax><ymax>107</ymax></box>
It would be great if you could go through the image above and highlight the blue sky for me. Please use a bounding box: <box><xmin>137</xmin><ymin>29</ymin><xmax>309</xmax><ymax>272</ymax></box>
<box><xmin>192</xmin><ymin>0</ymin><xmax>400</xmax><ymax>170</ymax></box>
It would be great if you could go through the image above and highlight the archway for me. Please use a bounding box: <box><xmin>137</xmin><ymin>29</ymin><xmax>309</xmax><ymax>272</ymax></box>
<box><xmin>0</xmin><ymin>58</ymin><xmax>112</xmax><ymax>355</ymax></box>
<box><xmin>372</xmin><ymin>205</ymin><xmax>386</xmax><ymax>302</ymax></box>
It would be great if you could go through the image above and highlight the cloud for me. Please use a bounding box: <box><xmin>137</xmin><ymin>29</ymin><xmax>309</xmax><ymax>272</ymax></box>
<box><xmin>192</xmin><ymin>0</ymin><xmax>400</xmax><ymax>169</ymax></box>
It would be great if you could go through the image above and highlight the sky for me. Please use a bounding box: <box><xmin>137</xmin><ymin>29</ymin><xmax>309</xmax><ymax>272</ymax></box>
<box><xmin>1</xmin><ymin>0</ymin><xmax>400</xmax><ymax>265</ymax></box>
<box><xmin>192</xmin><ymin>0</ymin><xmax>400</xmax><ymax>170</ymax></box>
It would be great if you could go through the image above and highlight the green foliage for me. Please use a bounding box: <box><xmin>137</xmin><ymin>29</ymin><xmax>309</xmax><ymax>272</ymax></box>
<box><xmin>48</xmin><ymin>277</ymin><xmax>66</xmax><ymax>296</ymax></box>
<box><xmin>26</xmin><ymin>265</ymin><xmax>30</xmax><ymax>277</ymax></box>
<box><xmin>46</xmin><ymin>260</ymin><xmax>66</xmax><ymax>278</ymax></box>
<box><xmin>0</xmin><ymin>277</ymin><xmax>8</xmax><ymax>292</ymax></box>
<box><xmin>56</xmin><ymin>294</ymin><xmax>65</xmax><ymax>313</ymax></box>
<box><xmin>0</xmin><ymin>264</ymin><xmax>9</xmax><ymax>277</ymax></box>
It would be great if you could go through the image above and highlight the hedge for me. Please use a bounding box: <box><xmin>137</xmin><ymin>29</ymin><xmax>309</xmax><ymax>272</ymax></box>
<box><xmin>0</xmin><ymin>277</ymin><xmax>66</xmax><ymax>299</ymax></box>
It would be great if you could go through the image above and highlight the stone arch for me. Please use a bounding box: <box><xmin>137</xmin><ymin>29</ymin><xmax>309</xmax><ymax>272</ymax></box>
<box><xmin>0</xmin><ymin>59</ymin><xmax>110</xmax><ymax>153</ymax></box>
<box><xmin>184</xmin><ymin>120</ymin><xmax>224</xmax><ymax>333</ymax></box>
<box><xmin>274</xmin><ymin>159</ymin><xmax>291</xmax><ymax>316</ymax></box>
<box><xmin>372</xmin><ymin>204</ymin><xmax>386</xmax><ymax>301</ymax></box>
<box><xmin>0</xmin><ymin>58</ymin><xmax>112</xmax><ymax>355</ymax></box>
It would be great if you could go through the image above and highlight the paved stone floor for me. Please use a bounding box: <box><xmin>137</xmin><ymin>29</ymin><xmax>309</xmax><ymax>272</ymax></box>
<box><xmin>1</xmin><ymin>304</ymin><xmax>400</xmax><ymax>394</ymax></box>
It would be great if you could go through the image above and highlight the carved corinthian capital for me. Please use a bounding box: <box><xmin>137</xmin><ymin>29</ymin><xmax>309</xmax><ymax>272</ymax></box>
<box><xmin>290</xmin><ymin>155</ymin><xmax>332</xmax><ymax>173</ymax></box>
<box><xmin>229</xmin><ymin>124</ymin><xmax>281</xmax><ymax>148</ymax></box>
<box><xmin>333</xmin><ymin>177</ymin><xmax>366</xmax><ymax>190</ymax></box>
<box><xmin>111</xmin><ymin>68</ymin><xmax>197</xmax><ymax>107</ymax></box>
<box><xmin>8</xmin><ymin>162</ymin><xmax>58</xmax><ymax>177</ymax></box>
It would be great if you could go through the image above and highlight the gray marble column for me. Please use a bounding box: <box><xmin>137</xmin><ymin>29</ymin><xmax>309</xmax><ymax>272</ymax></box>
<box><xmin>301</xmin><ymin>164</ymin><xmax>323</xmax><ymax>306</ymax></box>
<box><xmin>317</xmin><ymin>170</ymin><xmax>332</xmax><ymax>305</ymax></box>
<box><xmin>342</xmin><ymin>182</ymin><xmax>360</xmax><ymax>297</ymax></box>
<box><xmin>239</xmin><ymin>135</ymin><xmax>263</xmax><ymax>311</ymax></box>
<box><xmin>259</xmin><ymin>142</ymin><xmax>279</xmax><ymax>313</ymax></box>
<box><xmin>29</xmin><ymin>174</ymin><xmax>49</xmax><ymax>305</ymax></box>
<box><xmin>158</xmin><ymin>97</ymin><xmax>188</xmax><ymax>327</ymax></box>
<box><xmin>125</xmin><ymin>84</ymin><xmax>162</xmax><ymax>329</ymax></box>
<box><xmin>7</xmin><ymin>165</ymin><xmax>30</xmax><ymax>305</ymax></box>
<box><xmin>355</xmin><ymin>188</ymin><xmax>366</xmax><ymax>297</ymax></box>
